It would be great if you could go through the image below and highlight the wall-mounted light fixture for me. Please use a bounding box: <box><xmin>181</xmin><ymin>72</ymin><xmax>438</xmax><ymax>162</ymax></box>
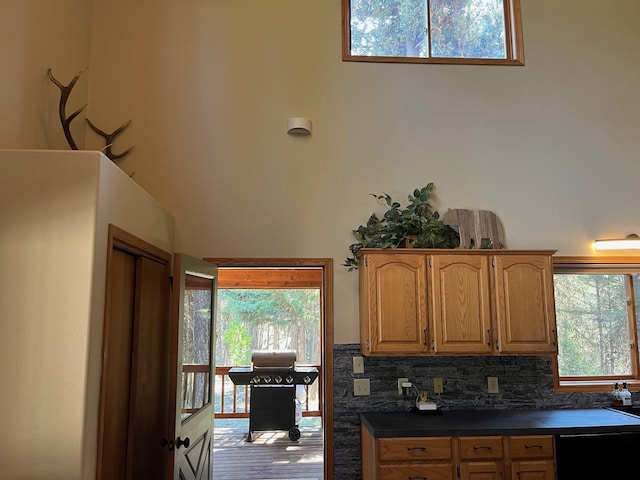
<box><xmin>287</xmin><ymin>117</ymin><xmax>312</xmax><ymax>136</ymax></box>
<box><xmin>594</xmin><ymin>233</ymin><xmax>640</xmax><ymax>251</ymax></box>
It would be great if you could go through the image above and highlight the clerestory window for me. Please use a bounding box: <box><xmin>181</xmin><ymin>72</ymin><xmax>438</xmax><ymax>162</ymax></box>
<box><xmin>342</xmin><ymin>0</ymin><xmax>524</xmax><ymax>65</ymax></box>
<box><xmin>553</xmin><ymin>257</ymin><xmax>640</xmax><ymax>392</ymax></box>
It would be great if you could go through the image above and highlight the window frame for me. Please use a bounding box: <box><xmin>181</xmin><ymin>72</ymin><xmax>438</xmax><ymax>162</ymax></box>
<box><xmin>553</xmin><ymin>256</ymin><xmax>640</xmax><ymax>393</ymax></box>
<box><xmin>341</xmin><ymin>0</ymin><xmax>525</xmax><ymax>65</ymax></box>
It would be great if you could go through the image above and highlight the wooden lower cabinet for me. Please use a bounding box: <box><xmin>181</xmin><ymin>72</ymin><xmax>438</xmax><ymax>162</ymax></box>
<box><xmin>509</xmin><ymin>435</ymin><xmax>556</xmax><ymax>480</ymax></box>
<box><xmin>459</xmin><ymin>435</ymin><xmax>556</xmax><ymax>480</ymax></box>
<box><xmin>361</xmin><ymin>426</ymin><xmax>456</xmax><ymax>480</ymax></box>
<box><xmin>458</xmin><ymin>436</ymin><xmax>505</xmax><ymax>480</ymax></box>
<box><xmin>361</xmin><ymin>427</ymin><xmax>556</xmax><ymax>480</ymax></box>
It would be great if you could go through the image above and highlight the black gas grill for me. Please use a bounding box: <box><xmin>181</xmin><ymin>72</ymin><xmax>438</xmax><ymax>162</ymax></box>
<box><xmin>228</xmin><ymin>350</ymin><xmax>319</xmax><ymax>442</ymax></box>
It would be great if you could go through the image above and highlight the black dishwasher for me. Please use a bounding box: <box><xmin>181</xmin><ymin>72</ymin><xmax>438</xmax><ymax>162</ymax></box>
<box><xmin>556</xmin><ymin>431</ymin><xmax>640</xmax><ymax>478</ymax></box>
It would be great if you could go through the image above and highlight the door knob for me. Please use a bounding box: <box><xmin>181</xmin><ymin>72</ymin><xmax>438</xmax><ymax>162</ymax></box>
<box><xmin>176</xmin><ymin>436</ymin><xmax>190</xmax><ymax>449</ymax></box>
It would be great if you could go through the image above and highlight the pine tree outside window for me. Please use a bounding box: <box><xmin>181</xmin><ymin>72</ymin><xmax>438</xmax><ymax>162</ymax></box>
<box><xmin>553</xmin><ymin>257</ymin><xmax>640</xmax><ymax>392</ymax></box>
<box><xmin>343</xmin><ymin>0</ymin><xmax>524</xmax><ymax>65</ymax></box>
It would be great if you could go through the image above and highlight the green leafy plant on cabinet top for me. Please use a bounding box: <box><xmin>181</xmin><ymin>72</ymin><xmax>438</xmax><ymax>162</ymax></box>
<box><xmin>343</xmin><ymin>183</ymin><xmax>460</xmax><ymax>270</ymax></box>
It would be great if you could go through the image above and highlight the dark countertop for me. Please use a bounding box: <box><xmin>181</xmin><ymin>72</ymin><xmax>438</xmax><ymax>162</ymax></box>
<box><xmin>360</xmin><ymin>408</ymin><xmax>640</xmax><ymax>438</ymax></box>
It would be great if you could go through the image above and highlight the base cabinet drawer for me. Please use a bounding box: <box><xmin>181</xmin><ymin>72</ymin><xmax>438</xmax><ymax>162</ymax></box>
<box><xmin>379</xmin><ymin>463</ymin><xmax>455</xmax><ymax>480</ymax></box>
<box><xmin>378</xmin><ymin>437</ymin><xmax>453</xmax><ymax>461</ymax></box>
<box><xmin>509</xmin><ymin>435</ymin><xmax>554</xmax><ymax>459</ymax></box>
<box><xmin>459</xmin><ymin>436</ymin><xmax>504</xmax><ymax>460</ymax></box>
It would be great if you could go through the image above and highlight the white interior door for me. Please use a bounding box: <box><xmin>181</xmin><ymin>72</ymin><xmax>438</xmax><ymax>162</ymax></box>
<box><xmin>171</xmin><ymin>254</ymin><xmax>218</xmax><ymax>480</ymax></box>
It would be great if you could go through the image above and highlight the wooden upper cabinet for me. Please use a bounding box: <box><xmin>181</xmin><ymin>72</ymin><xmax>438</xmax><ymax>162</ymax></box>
<box><xmin>357</xmin><ymin>249</ymin><xmax>557</xmax><ymax>356</ymax></box>
<box><xmin>359</xmin><ymin>252</ymin><xmax>428</xmax><ymax>355</ymax></box>
<box><xmin>430</xmin><ymin>255</ymin><xmax>493</xmax><ymax>354</ymax></box>
<box><xmin>492</xmin><ymin>254</ymin><xmax>557</xmax><ymax>354</ymax></box>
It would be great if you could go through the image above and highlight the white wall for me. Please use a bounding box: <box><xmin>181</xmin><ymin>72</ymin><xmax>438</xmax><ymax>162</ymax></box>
<box><xmin>2</xmin><ymin>1</ymin><xmax>640</xmax><ymax>345</ymax></box>
<box><xmin>0</xmin><ymin>0</ymin><xmax>93</xmax><ymax>149</ymax></box>
<box><xmin>0</xmin><ymin>151</ymin><xmax>99</xmax><ymax>478</ymax></box>
<box><xmin>0</xmin><ymin>150</ymin><xmax>174</xmax><ymax>479</ymax></box>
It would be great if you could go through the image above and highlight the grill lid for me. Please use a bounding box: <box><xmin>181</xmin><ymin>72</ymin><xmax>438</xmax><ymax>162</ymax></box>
<box><xmin>251</xmin><ymin>350</ymin><xmax>297</xmax><ymax>370</ymax></box>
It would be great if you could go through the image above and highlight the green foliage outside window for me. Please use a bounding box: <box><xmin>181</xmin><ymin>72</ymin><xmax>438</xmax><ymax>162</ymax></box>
<box><xmin>221</xmin><ymin>320</ymin><xmax>252</xmax><ymax>366</ymax></box>
<box><xmin>215</xmin><ymin>289</ymin><xmax>321</xmax><ymax>367</ymax></box>
<box><xmin>554</xmin><ymin>273</ymin><xmax>637</xmax><ymax>377</ymax></box>
<box><xmin>347</xmin><ymin>0</ymin><xmax>510</xmax><ymax>60</ymax></box>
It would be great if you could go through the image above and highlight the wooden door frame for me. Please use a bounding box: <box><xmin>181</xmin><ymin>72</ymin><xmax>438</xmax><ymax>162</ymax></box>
<box><xmin>204</xmin><ymin>257</ymin><xmax>334</xmax><ymax>480</ymax></box>
<box><xmin>97</xmin><ymin>224</ymin><xmax>173</xmax><ymax>480</ymax></box>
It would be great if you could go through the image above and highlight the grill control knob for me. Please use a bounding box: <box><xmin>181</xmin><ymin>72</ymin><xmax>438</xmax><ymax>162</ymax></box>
<box><xmin>286</xmin><ymin>376</ymin><xmax>294</xmax><ymax>384</ymax></box>
<box><xmin>275</xmin><ymin>375</ymin><xmax>283</xmax><ymax>383</ymax></box>
<box><xmin>303</xmin><ymin>375</ymin><xmax>311</xmax><ymax>384</ymax></box>
<box><xmin>252</xmin><ymin>376</ymin><xmax>261</xmax><ymax>384</ymax></box>
<box><xmin>264</xmin><ymin>376</ymin><xmax>272</xmax><ymax>383</ymax></box>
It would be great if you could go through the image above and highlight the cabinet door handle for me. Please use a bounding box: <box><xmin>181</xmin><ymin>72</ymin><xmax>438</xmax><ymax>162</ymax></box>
<box><xmin>407</xmin><ymin>447</ymin><xmax>426</xmax><ymax>452</ymax></box>
<box><xmin>423</xmin><ymin>329</ymin><xmax>428</xmax><ymax>346</ymax></box>
<box><xmin>487</xmin><ymin>329</ymin><xmax>492</xmax><ymax>347</ymax></box>
<box><xmin>473</xmin><ymin>445</ymin><xmax>493</xmax><ymax>451</ymax></box>
<box><xmin>525</xmin><ymin>444</ymin><xmax>544</xmax><ymax>449</ymax></box>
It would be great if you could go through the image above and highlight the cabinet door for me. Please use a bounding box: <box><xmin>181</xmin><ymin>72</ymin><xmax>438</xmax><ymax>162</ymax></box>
<box><xmin>360</xmin><ymin>253</ymin><xmax>428</xmax><ymax>354</ymax></box>
<box><xmin>430</xmin><ymin>255</ymin><xmax>493</xmax><ymax>354</ymax></box>
<box><xmin>379</xmin><ymin>464</ymin><xmax>455</xmax><ymax>480</ymax></box>
<box><xmin>459</xmin><ymin>462</ymin><xmax>505</xmax><ymax>480</ymax></box>
<box><xmin>493</xmin><ymin>255</ymin><xmax>557</xmax><ymax>353</ymax></box>
<box><xmin>510</xmin><ymin>460</ymin><xmax>555</xmax><ymax>480</ymax></box>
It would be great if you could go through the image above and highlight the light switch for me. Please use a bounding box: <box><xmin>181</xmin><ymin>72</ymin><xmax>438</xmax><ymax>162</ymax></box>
<box><xmin>353</xmin><ymin>356</ymin><xmax>365</xmax><ymax>374</ymax></box>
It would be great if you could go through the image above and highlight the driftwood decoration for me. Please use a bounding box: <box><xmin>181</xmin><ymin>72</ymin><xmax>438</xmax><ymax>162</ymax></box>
<box><xmin>46</xmin><ymin>67</ymin><xmax>88</xmax><ymax>150</ymax></box>
<box><xmin>86</xmin><ymin>119</ymin><xmax>134</xmax><ymax>161</ymax></box>
<box><xmin>443</xmin><ymin>209</ymin><xmax>506</xmax><ymax>249</ymax></box>
<box><xmin>47</xmin><ymin>67</ymin><xmax>134</xmax><ymax>162</ymax></box>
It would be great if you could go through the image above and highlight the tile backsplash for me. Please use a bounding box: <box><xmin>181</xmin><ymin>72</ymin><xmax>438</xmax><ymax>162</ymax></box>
<box><xmin>332</xmin><ymin>344</ymin><xmax>612</xmax><ymax>480</ymax></box>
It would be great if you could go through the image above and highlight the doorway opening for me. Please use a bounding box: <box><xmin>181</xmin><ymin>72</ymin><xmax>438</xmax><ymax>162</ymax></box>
<box><xmin>205</xmin><ymin>258</ymin><xmax>333</xmax><ymax>480</ymax></box>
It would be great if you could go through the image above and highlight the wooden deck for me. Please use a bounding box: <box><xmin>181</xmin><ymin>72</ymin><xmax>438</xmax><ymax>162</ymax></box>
<box><xmin>213</xmin><ymin>425</ymin><xmax>324</xmax><ymax>480</ymax></box>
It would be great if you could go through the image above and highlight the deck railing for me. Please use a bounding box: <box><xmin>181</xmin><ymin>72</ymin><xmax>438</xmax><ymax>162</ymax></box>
<box><xmin>181</xmin><ymin>364</ymin><xmax>322</xmax><ymax>418</ymax></box>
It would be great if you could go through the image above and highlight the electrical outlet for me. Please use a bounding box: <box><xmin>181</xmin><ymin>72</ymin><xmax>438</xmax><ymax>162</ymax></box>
<box><xmin>434</xmin><ymin>377</ymin><xmax>444</xmax><ymax>394</ymax></box>
<box><xmin>354</xmin><ymin>378</ymin><xmax>370</xmax><ymax>396</ymax></box>
<box><xmin>488</xmin><ymin>376</ymin><xmax>499</xmax><ymax>394</ymax></box>
<box><xmin>353</xmin><ymin>356</ymin><xmax>365</xmax><ymax>374</ymax></box>
<box><xmin>397</xmin><ymin>377</ymin><xmax>409</xmax><ymax>395</ymax></box>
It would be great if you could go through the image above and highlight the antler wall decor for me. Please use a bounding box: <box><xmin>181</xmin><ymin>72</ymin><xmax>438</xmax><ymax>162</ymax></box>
<box><xmin>47</xmin><ymin>67</ymin><xmax>134</xmax><ymax>161</ymax></box>
<box><xmin>86</xmin><ymin>119</ymin><xmax>135</xmax><ymax>161</ymax></box>
<box><xmin>47</xmin><ymin>67</ymin><xmax>87</xmax><ymax>150</ymax></box>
